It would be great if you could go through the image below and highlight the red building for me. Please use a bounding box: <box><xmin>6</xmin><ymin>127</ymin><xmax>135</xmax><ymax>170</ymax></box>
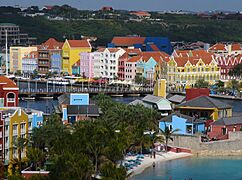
<box><xmin>217</xmin><ymin>55</ymin><xmax>242</xmax><ymax>80</ymax></box>
<box><xmin>101</xmin><ymin>6</ymin><xmax>113</xmax><ymax>11</ymax></box>
<box><xmin>185</xmin><ymin>88</ymin><xmax>210</xmax><ymax>101</ymax></box>
<box><xmin>118</xmin><ymin>48</ymin><xmax>141</xmax><ymax>80</ymax></box>
<box><xmin>208</xmin><ymin>116</ymin><xmax>242</xmax><ymax>140</ymax></box>
<box><xmin>0</xmin><ymin>76</ymin><xmax>19</xmax><ymax>107</ymax></box>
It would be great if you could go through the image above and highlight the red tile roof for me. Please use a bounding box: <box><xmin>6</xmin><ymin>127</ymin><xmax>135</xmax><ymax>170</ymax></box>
<box><xmin>209</xmin><ymin>43</ymin><xmax>226</xmax><ymax>51</ymax></box>
<box><xmin>67</xmin><ymin>40</ymin><xmax>91</xmax><ymax>48</ymax></box>
<box><xmin>0</xmin><ymin>76</ymin><xmax>18</xmax><ymax>89</ymax></box>
<box><xmin>231</xmin><ymin>43</ymin><xmax>242</xmax><ymax>51</ymax></box>
<box><xmin>173</xmin><ymin>56</ymin><xmax>213</xmax><ymax>67</ymax></box>
<box><xmin>149</xmin><ymin>44</ymin><xmax>160</xmax><ymax>51</ymax></box>
<box><xmin>97</xmin><ymin>48</ymin><xmax>123</xmax><ymax>53</ymax></box>
<box><xmin>111</xmin><ymin>37</ymin><xmax>146</xmax><ymax>46</ymax></box>
<box><xmin>130</xmin><ymin>11</ymin><xmax>151</xmax><ymax>17</ymax></box>
<box><xmin>40</xmin><ymin>38</ymin><xmax>63</xmax><ymax>50</ymax></box>
<box><xmin>127</xmin><ymin>56</ymin><xmax>142</xmax><ymax>63</ymax></box>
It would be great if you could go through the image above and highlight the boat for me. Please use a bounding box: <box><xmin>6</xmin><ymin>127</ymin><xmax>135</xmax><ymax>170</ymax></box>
<box><xmin>39</xmin><ymin>96</ymin><xmax>54</xmax><ymax>100</ymax></box>
<box><xmin>21</xmin><ymin>97</ymin><xmax>35</xmax><ymax>101</ymax></box>
<box><xmin>111</xmin><ymin>94</ymin><xmax>124</xmax><ymax>97</ymax></box>
<box><xmin>127</xmin><ymin>94</ymin><xmax>140</xmax><ymax>97</ymax></box>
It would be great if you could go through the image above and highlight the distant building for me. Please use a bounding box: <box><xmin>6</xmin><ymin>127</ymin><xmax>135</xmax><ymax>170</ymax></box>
<box><xmin>130</xmin><ymin>11</ymin><xmax>151</xmax><ymax>18</ymax></box>
<box><xmin>0</xmin><ymin>23</ymin><xmax>37</xmax><ymax>47</ymax></box>
<box><xmin>159</xmin><ymin>112</ymin><xmax>205</xmax><ymax>135</ymax></box>
<box><xmin>62</xmin><ymin>39</ymin><xmax>92</xmax><ymax>75</ymax></box>
<box><xmin>38</xmin><ymin>38</ymin><xmax>63</xmax><ymax>74</ymax></box>
<box><xmin>208</xmin><ymin>43</ymin><xmax>242</xmax><ymax>57</ymax></box>
<box><xmin>101</xmin><ymin>6</ymin><xmax>113</xmax><ymax>11</ymax></box>
<box><xmin>0</xmin><ymin>76</ymin><xmax>19</xmax><ymax>107</ymax></box>
<box><xmin>57</xmin><ymin>93</ymin><xmax>100</xmax><ymax>124</ymax></box>
<box><xmin>9</xmin><ymin>46</ymin><xmax>37</xmax><ymax>73</ymax></box>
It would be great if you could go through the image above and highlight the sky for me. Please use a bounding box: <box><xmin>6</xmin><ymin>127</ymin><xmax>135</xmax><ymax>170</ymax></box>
<box><xmin>1</xmin><ymin>0</ymin><xmax>242</xmax><ymax>12</ymax></box>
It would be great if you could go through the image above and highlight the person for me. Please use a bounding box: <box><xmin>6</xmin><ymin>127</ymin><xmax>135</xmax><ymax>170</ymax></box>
<box><xmin>152</xmin><ymin>162</ymin><xmax>155</xmax><ymax>168</ymax></box>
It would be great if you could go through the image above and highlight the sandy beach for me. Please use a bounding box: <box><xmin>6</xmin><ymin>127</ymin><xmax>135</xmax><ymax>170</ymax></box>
<box><xmin>127</xmin><ymin>152</ymin><xmax>192</xmax><ymax>178</ymax></box>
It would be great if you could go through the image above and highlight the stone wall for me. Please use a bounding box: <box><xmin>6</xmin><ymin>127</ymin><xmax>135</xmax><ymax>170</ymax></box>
<box><xmin>169</xmin><ymin>132</ymin><xmax>242</xmax><ymax>156</ymax></box>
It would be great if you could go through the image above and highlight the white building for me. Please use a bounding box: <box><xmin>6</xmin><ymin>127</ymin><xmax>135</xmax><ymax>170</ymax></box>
<box><xmin>22</xmin><ymin>51</ymin><xmax>38</xmax><ymax>75</ymax></box>
<box><xmin>93</xmin><ymin>48</ymin><xmax>125</xmax><ymax>79</ymax></box>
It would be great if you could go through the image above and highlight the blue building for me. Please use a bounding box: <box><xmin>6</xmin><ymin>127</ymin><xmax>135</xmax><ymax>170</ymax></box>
<box><xmin>159</xmin><ymin>112</ymin><xmax>205</xmax><ymax>135</ymax></box>
<box><xmin>57</xmin><ymin>93</ymin><xmax>100</xmax><ymax>124</ymax></box>
<box><xmin>108</xmin><ymin>36</ymin><xmax>173</xmax><ymax>55</ymax></box>
<box><xmin>51</xmin><ymin>53</ymin><xmax>62</xmax><ymax>74</ymax></box>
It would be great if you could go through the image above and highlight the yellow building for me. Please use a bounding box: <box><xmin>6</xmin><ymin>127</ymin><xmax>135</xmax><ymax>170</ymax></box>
<box><xmin>175</xmin><ymin>96</ymin><xmax>232</xmax><ymax>120</ymax></box>
<box><xmin>3</xmin><ymin>108</ymin><xmax>28</xmax><ymax>164</ymax></box>
<box><xmin>62</xmin><ymin>39</ymin><xmax>92</xmax><ymax>74</ymax></box>
<box><xmin>167</xmin><ymin>55</ymin><xmax>220</xmax><ymax>90</ymax></box>
<box><xmin>9</xmin><ymin>46</ymin><xmax>37</xmax><ymax>73</ymax></box>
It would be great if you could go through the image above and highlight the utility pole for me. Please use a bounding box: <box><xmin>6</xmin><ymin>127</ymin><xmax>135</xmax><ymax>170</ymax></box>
<box><xmin>5</xmin><ymin>29</ymin><xmax>8</xmax><ymax>76</ymax></box>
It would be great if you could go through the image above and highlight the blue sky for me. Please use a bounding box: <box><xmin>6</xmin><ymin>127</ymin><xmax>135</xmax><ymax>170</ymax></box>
<box><xmin>1</xmin><ymin>0</ymin><xmax>242</xmax><ymax>11</ymax></box>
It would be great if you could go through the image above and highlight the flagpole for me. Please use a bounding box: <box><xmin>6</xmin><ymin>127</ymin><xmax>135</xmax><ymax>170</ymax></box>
<box><xmin>5</xmin><ymin>29</ymin><xmax>8</xmax><ymax>76</ymax></box>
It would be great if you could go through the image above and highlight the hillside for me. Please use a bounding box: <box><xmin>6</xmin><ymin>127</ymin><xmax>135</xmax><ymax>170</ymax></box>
<box><xmin>1</xmin><ymin>7</ymin><xmax>242</xmax><ymax>45</ymax></box>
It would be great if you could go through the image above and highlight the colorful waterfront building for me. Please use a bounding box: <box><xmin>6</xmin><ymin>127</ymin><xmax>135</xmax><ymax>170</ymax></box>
<box><xmin>124</xmin><ymin>56</ymin><xmax>141</xmax><ymax>81</ymax></box>
<box><xmin>38</xmin><ymin>38</ymin><xmax>63</xmax><ymax>75</ymax></box>
<box><xmin>62</xmin><ymin>39</ymin><xmax>92</xmax><ymax>75</ymax></box>
<box><xmin>118</xmin><ymin>48</ymin><xmax>141</xmax><ymax>80</ymax></box>
<box><xmin>1</xmin><ymin>107</ymin><xmax>43</xmax><ymax>165</ymax></box>
<box><xmin>80</xmin><ymin>52</ymin><xmax>95</xmax><ymax>78</ymax></box>
<box><xmin>208</xmin><ymin>43</ymin><xmax>242</xmax><ymax>57</ymax></box>
<box><xmin>216</xmin><ymin>55</ymin><xmax>242</xmax><ymax>80</ymax></box>
<box><xmin>22</xmin><ymin>51</ymin><xmax>38</xmax><ymax>76</ymax></box>
<box><xmin>159</xmin><ymin>112</ymin><xmax>205</xmax><ymax>135</ymax></box>
<box><xmin>9</xmin><ymin>46</ymin><xmax>37</xmax><ymax>73</ymax></box>
<box><xmin>93</xmin><ymin>48</ymin><xmax>125</xmax><ymax>80</ymax></box>
<box><xmin>0</xmin><ymin>76</ymin><xmax>19</xmax><ymax>107</ymax></box>
<box><xmin>175</xmin><ymin>96</ymin><xmax>232</xmax><ymax>121</ymax></box>
<box><xmin>167</xmin><ymin>53</ymin><xmax>220</xmax><ymax>89</ymax></box>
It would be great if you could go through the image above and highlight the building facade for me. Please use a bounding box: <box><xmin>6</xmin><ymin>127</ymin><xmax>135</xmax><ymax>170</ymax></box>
<box><xmin>9</xmin><ymin>46</ymin><xmax>37</xmax><ymax>73</ymax></box>
<box><xmin>93</xmin><ymin>48</ymin><xmax>125</xmax><ymax>80</ymax></box>
<box><xmin>62</xmin><ymin>39</ymin><xmax>92</xmax><ymax>75</ymax></box>
<box><xmin>0</xmin><ymin>76</ymin><xmax>19</xmax><ymax>107</ymax></box>
<box><xmin>80</xmin><ymin>52</ymin><xmax>95</xmax><ymax>78</ymax></box>
<box><xmin>22</xmin><ymin>51</ymin><xmax>38</xmax><ymax>75</ymax></box>
<box><xmin>38</xmin><ymin>38</ymin><xmax>63</xmax><ymax>74</ymax></box>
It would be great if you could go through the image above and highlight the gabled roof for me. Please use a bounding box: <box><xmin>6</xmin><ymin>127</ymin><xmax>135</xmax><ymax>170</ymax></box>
<box><xmin>142</xmin><ymin>95</ymin><xmax>163</xmax><ymax>103</ymax></box>
<box><xmin>111</xmin><ymin>37</ymin><xmax>146</xmax><ymax>46</ymax></box>
<box><xmin>67</xmin><ymin>40</ymin><xmax>91</xmax><ymax>48</ymax></box>
<box><xmin>0</xmin><ymin>76</ymin><xmax>18</xmax><ymax>89</ymax></box>
<box><xmin>209</xmin><ymin>43</ymin><xmax>226</xmax><ymax>51</ymax></box>
<box><xmin>212</xmin><ymin>116</ymin><xmax>242</xmax><ymax>126</ymax></box>
<box><xmin>127</xmin><ymin>56</ymin><xmax>142</xmax><ymax>63</ymax></box>
<box><xmin>40</xmin><ymin>38</ymin><xmax>63</xmax><ymax>50</ymax></box>
<box><xmin>159</xmin><ymin>112</ymin><xmax>195</xmax><ymax>123</ymax></box>
<box><xmin>231</xmin><ymin>43</ymin><xmax>242</xmax><ymax>51</ymax></box>
<box><xmin>176</xmin><ymin>96</ymin><xmax>232</xmax><ymax>109</ymax></box>
<box><xmin>97</xmin><ymin>48</ymin><xmax>122</xmax><ymax>53</ymax></box>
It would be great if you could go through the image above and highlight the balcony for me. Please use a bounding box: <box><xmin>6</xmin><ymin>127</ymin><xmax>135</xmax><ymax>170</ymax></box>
<box><xmin>7</xmin><ymin>98</ymin><xmax>15</xmax><ymax>102</ymax></box>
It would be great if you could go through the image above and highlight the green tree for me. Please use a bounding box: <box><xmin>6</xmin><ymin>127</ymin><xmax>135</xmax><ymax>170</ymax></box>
<box><xmin>26</xmin><ymin>147</ymin><xmax>46</xmax><ymax>170</ymax></box>
<box><xmin>194</xmin><ymin>78</ymin><xmax>209</xmax><ymax>88</ymax></box>
<box><xmin>160</xmin><ymin>124</ymin><xmax>180</xmax><ymax>152</ymax></box>
<box><xmin>31</xmin><ymin>69</ymin><xmax>39</xmax><ymax>79</ymax></box>
<box><xmin>227</xmin><ymin>79</ymin><xmax>240</xmax><ymax>95</ymax></box>
<box><xmin>100</xmin><ymin>161</ymin><xmax>127</xmax><ymax>180</ymax></box>
<box><xmin>15</xmin><ymin>70</ymin><xmax>22</xmax><ymax>77</ymax></box>
<box><xmin>228</xmin><ymin>64</ymin><xmax>242</xmax><ymax>78</ymax></box>
<box><xmin>13</xmin><ymin>137</ymin><xmax>28</xmax><ymax>173</ymax></box>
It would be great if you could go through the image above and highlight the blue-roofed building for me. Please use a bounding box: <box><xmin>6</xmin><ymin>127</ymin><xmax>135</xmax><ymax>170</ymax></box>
<box><xmin>109</xmin><ymin>36</ymin><xmax>173</xmax><ymax>55</ymax></box>
<box><xmin>159</xmin><ymin>112</ymin><xmax>205</xmax><ymax>135</ymax></box>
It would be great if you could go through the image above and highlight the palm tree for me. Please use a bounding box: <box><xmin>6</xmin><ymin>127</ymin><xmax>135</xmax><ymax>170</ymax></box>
<box><xmin>159</xmin><ymin>124</ymin><xmax>180</xmax><ymax>152</ymax></box>
<box><xmin>13</xmin><ymin>137</ymin><xmax>28</xmax><ymax>173</ymax></box>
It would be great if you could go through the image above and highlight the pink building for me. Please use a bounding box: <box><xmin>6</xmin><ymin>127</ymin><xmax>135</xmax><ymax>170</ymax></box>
<box><xmin>80</xmin><ymin>52</ymin><xmax>95</xmax><ymax>78</ymax></box>
<box><xmin>124</xmin><ymin>56</ymin><xmax>141</xmax><ymax>81</ymax></box>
